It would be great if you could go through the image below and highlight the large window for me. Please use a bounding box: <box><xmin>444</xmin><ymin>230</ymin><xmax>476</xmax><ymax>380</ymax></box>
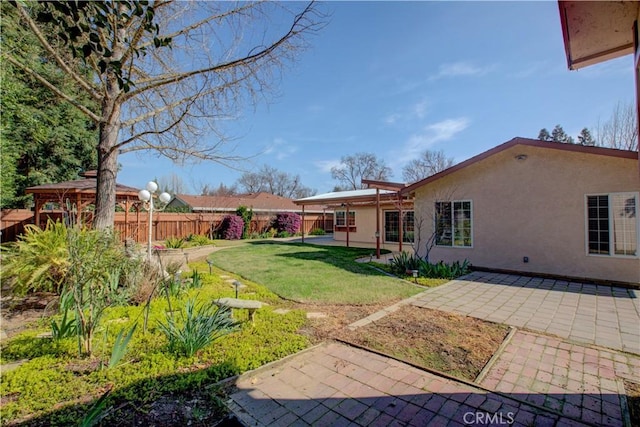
<box><xmin>587</xmin><ymin>193</ymin><xmax>638</xmax><ymax>257</ymax></box>
<box><xmin>335</xmin><ymin>210</ymin><xmax>355</xmax><ymax>227</ymax></box>
<box><xmin>435</xmin><ymin>200</ymin><xmax>472</xmax><ymax>247</ymax></box>
<box><xmin>384</xmin><ymin>210</ymin><xmax>414</xmax><ymax>243</ymax></box>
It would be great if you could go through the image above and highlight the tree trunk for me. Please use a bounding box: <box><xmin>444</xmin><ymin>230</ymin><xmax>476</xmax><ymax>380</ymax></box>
<box><xmin>93</xmin><ymin>106</ymin><xmax>120</xmax><ymax>230</ymax></box>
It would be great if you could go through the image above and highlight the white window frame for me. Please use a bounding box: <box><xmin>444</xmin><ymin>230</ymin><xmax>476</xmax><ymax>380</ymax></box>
<box><xmin>434</xmin><ymin>200</ymin><xmax>473</xmax><ymax>248</ymax></box>
<box><xmin>335</xmin><ymin>210</ymin><xmax>355</xmax><ymax>227</ymax></box>
<box><xmin>585</xmin><ymin>192</ymin><xmax>639</xmax><ymax>258</ymax></box>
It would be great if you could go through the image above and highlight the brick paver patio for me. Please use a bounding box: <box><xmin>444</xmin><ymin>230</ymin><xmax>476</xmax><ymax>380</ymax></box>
<box><xmin>228</xmin><ymin>341</ymin><xmax>595</xmax><ymax>426</ymax></box>
<box><xmin>227</xmin><ymin>273</ymin><xmax>640</xmax><ymax>426</ymax></box>
<box><xmin>410</xmin><ymin>271</ymin><xmax>640</xmax><ymax>354</ymax></box>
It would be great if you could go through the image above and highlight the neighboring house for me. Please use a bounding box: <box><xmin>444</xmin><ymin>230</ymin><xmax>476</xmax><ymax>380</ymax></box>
<box><xmin>295</xmin><ymin>184</ymin><xmax>413</xmax><ymax>253</ymax></box>
<box><xmin>167</xmin><ymin>192</ymin><xmax>332</xmax><ymax>233</ymax></box>
<box><xmin>402</xmin><ymin>137</ymin><xmax>639</xmax><ymax>285</ymax></box>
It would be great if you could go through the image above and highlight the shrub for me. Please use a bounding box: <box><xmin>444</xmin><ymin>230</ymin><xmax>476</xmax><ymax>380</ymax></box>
<box><xmin>389</xmin><ymin>251</ymin><xmax>422</xmax><ymax>275</ymax></box>
<box><xmin>157</xmin><ymin>299</ymin><xmax>241</xmax><ymax>357</ymax></box>
<box><xmin>186</xmin><ymin>234</ymin><xmax>212</xmax><ymax>246</ymax></box>
<box><xmin>309</xmin><ymin>228</ymin><xmax>326</xmax><ymax>236</ymax></box>
<box><xmin>1</xmin><ymin>220</ymin><xmax>70</xmax><ymax>294</ymax></box>
<box><xmin>235</xmin><ymin>206</ymin><xmax>253</xmax><ymax>239</ymax></box>
<box><xmin>165</xmin><ymin>237</ymin><xmax>184</xmax><ymax>249</ymax></box>
<box><xmin>273</xmin><ymin>212</ymin><xmax>301</xmax><ymax>235</ymax></box>
<box><xmin>389</xmin><ymin>252</ymin><xmax>471</xmax><ymax>280</ymax></box>
<box><xmin>219</xmin><ymin>215</ymin><xmax>244</xmax><ymax>240</ymax></box>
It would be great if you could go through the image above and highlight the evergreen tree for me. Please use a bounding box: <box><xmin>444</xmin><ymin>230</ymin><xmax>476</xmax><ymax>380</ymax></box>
<box><xmin>577</xmin><ymin>128</ymin><xmax>595</xmax><ymax>146</ymax></box>
<box><xmin>551</xmin><ymin>125</ymin><xmax>574</xmax><ymax>144</ymax></box>
<box><xmin>0</xmin><ymin>3</ymin><xmax>98</xmax><ymax>208</ymax></box>
<box><xmin>537</xmin><ymin>128</ymin><xmax>551</xmax><ymax>141</ymax></box>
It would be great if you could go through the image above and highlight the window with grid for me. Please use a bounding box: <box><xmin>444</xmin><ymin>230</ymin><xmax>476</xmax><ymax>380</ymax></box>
<box><xmin>435</xmin><ymin>200</ymin><xmax>472</xmax><ymax>247</ymax></box>
<box><xmin>335</xmin><ymin>210</ymin><xmax>355</xmax><ymax>227</ymax></box>
<box><xmin>587</xmin><ymin>193</ymin><xmax>638</xmax><ymax>257</ymax></box>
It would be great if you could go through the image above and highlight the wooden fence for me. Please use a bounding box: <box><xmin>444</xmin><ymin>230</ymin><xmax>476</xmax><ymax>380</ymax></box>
<box><xmin>1</xmin><ymin>209</ymin><xmax>333</xmax><ymax>244</ymax></box>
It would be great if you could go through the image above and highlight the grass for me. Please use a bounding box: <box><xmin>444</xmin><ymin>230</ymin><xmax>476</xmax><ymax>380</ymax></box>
<box><xmin>208</xmin><ymin>242</ymin><xmax>425</xmax><ymax>304</ymax></box>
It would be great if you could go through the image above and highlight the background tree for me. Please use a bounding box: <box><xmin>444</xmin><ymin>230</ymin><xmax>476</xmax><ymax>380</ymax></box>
<box><xmin>330</xmin><ymin>152</ymin><xmax>392</xmax><ymax>190</ymax></box>
<box><xmin>577</xmin><ymin>127</ymin><xmax>595</xmax><ymax>146</ymax></box>
<box><xmin>156</xmin><ymin>173</ymin><xmax>187</xmax><ymax>196</ymax></box>
<box><xmin>402</xmin><ymin>149</ymin><xmax>454</xmax><ymax>183</ymax></box>
<box><xmin>537</xmin><ymin>128</ymin><xmax>551</xmax><ymax>141</ymax></box>
<box><xmin>5</xmin><ymin>1</ymin><xmax>323</xmax><ymax>228</ymax></box>
<box><xmin>0</xmin><ymin>3</ymin><xmax>97</xmax><ymax>209</ymax></box>
<box><xmin>201</xmin><ymin>182</ymin><xmax>238</xmax><ymax>197</ymax></box>
<box><xmin>551</xmin><ymin>125</ymin><xmax>574</xmax><ymax>143</ymax></box>
<box><xmin>236</xmin><ymin>165</ymin><xmax>316</xmax><ymax>199</ymax></box>
<box><xmin>595</xmin><ymin>101</ymin><xmax>638</xmax><ymax>151</ymax></box>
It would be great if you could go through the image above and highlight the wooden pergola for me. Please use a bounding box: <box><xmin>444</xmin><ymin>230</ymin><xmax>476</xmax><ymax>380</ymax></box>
<box><xmin>25</xmin><ymin>171</ymin><xmax>141</xmax><ymax>228</ymax></box>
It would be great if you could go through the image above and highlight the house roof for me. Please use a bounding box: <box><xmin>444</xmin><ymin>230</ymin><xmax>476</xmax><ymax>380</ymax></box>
<box><xmin>402</xmin><ymin>137</ymin><xmax>639</xmax><ymax>194</ymax></box>
<box><xmin>295</xmin><ymin>188</ymin><xmax>410</xmax><ymax>207</ymax></box>
<box><xmin>558</xmin><ymin>1</ymin><xmax>639</xmax><ymax>70</ymax></box>
<box><xmin>173</xmin><ymin>192</ymin><xmax>328</xmax><ymax>213</ymax></box>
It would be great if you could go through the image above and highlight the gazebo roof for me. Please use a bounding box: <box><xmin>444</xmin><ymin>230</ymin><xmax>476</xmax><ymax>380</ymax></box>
<box><xmin>25</xmin><ymin>170</ymin><xmax>139</xmax><ymax>198</ymax></box>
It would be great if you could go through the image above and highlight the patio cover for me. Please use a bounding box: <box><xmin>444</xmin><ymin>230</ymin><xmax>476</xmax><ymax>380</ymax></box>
<box><xmin>294</xmin><ymin>180</ymin><xmax>411</xmax><ymax>256</ymax></box>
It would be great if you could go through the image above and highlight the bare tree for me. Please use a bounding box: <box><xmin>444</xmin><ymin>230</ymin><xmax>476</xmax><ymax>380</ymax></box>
<box><xmin>402</xmin><ymin>149</ymin><xmax>454</xmax><ymax>183</ymax></box>
<box><xmin>595</xmin><ymin>101</ymin><xmax>638</xmax><ymax>151</ymax></box>
<box><xmin>201</xmin><ymin>182</ymin><xmax>238</xmax><ymax>197</ymax></box>
<box><xmin>156</xmin><ymin>173</ymin><xmax>187</xmax><ymax>195</ymax></box>
<box><xmin>4</xmin><ymin>1</ymin><xmax>324</xmax><ymax>229</ymax></box>
<box><xmin>237</xmin><ymin>165</ymin><xmax>315</xmax><ymax>199</ymax></box>
<box><xmin>331</xmin><ymin>153</ymin><xmax>392</xmax><ymax>190</ymax></box>
<box><xmin>412</xmin><ymin>187</ymin><xmax>457</xmax><ymax>263</ymax></box>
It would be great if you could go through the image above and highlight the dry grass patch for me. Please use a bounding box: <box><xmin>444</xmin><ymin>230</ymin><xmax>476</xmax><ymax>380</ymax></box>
<box><xmin>336</xmin><ymin>305</ymin><xmax>509</xmax><ymax>381</ymax></box>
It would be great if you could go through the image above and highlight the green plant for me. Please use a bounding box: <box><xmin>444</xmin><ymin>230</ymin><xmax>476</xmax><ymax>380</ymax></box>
<box><xmin>189</xmin><ymin>270</ymin><xmax>202</xmax><ymax>289</ymax></box>
<box><xmin>187</xmin><ymin>234</ymin><xmax>212</xmax><ymax>246</ymax></box>
<box><xmin>165</xmin><ymin>237</ymin><xmax>184</xmax><ymax>249</ymax></box>
<box><xmin>389</xmin><ymin>251</ymin><xmax>422</xmax><ymax>275</ymax></box>
<box><xmin>107</xmin><ymin>324</ymin><xmax>137</xmax><ymax>369</ymax></box>
<box><xmin>1</xmin><ymin>220</ymin><xmax>70</xmax><ymax>294</ymax></box>
<box><xmin>235</xmin><ymin>205</ymin><xmax>253</xmax><ymax>239</ymax></box>
<box><xmin>79</xmin><ymin>387</ymin><xmax>112</xmax><ymax>427</ymax></box>
<box><xmin>309</xmin><ymin>228</ymin><xmax>326</xmax><ymax>236</ymax></box>
<box><xmin>157</xmin><ymin>299</ymin><xmax>241</xmax><ymax>357</ymax></box>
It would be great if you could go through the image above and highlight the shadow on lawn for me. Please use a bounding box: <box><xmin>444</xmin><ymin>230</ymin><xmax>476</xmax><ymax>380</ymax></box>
<box><xmin>9</xmin><ymin>361</ymin><xmax>242</xmax><ymax>427</ymax></box>
<box><xmin>251</xmin><ymin>241</ymin><xmax>392</xmax><ymax>277</ymax></box>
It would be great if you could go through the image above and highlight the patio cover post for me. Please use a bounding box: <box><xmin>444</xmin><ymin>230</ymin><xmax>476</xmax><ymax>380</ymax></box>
<box><xmin>375</xmin><ymin>188</ymin><xmax>381</xmax><ymax>259</ymax></box>
<box><xmin>398</xmin><ymin>192</ymin><xmax>403</xmax><ymax>253</ymax></box>
<box><xmin>301</xmin><ymin>205</ymin><xmax>305</xmax><ymax>243</ymax></box>
<box><xmin>346</xmin><ymin>204</ymin><xmax>350</xmax><ymax>248</ymax></box>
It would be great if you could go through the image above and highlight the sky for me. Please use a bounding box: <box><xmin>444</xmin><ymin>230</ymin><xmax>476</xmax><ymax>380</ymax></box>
<box><xmin>117</xmin><ymin>1</ymin><xmax>634</xmax><ymax>196</ymax></box>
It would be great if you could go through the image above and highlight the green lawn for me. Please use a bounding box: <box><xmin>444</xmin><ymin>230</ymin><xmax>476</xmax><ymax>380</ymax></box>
<box><xmin>208</xmin><ymin>242</ymin><xmax>424</xmax><ymax>304</ymax></box>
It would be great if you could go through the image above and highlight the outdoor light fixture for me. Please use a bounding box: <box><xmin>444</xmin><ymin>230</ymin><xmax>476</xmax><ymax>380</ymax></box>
<box><xmin>233</xmin><ymin>280</ymin><xmax>242</xmax><ymax>298</ymax></box>
<box><xmin>411</xmin><ymin>269</ymin><xmax>419</xmax><ymax>284</ymax></box>
<box><xmin>138</xmin><ymin>181</ymin><xmax>171</xmax><ymax>260</ymax></box>
<box><xmin>207</xmin><ymin>259</ymin><xmax>214</xmax><ymax>275</ymax></box>
<box><xmin>514</xmin><ymin>154</ymin><xmax>528</xmax><ymax>161</ymax></box>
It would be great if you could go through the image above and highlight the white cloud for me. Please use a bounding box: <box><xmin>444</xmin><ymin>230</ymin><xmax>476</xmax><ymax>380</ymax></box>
<box><xmin>264</xmin><ymin>137</ymin><xmax>298</xmax><ymax>160</ymax></box>
<box><xmin>314</xmin><ymin>159</ymin><xmax>341</xmax><ymax>173</ymax></box>
<box><xmin>396</xmin><ymin>117</ymin><xmax>470</xmax><ymax>165</ymax></box>
<box><xmin>383</xmin><ymin>99</ymin><xmax>430</xmax><ymax>126</ymax></box>
<box><xmin>430</xmin><ymin>61</ymin><xmax>495</xmax><ymax>80</ymax></box>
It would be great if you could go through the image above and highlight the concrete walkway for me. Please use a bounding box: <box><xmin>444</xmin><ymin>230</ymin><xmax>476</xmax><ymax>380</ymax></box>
<box><xmin>226</xmin><ymin>273</ymin><xmax>640</xmax><ymax>426</ymax></box>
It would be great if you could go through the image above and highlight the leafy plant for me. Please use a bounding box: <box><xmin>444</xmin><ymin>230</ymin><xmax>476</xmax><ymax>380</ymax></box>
<box><xmin>157</xmin><ymin>299</ymin><xmax>241</xmax><ymax>357</ymax></box>
<box><xmin>107</xmin><ymin>324</ymin><xmax>137</xmax><ymax>369</ymax></box>
<box><xmin>389</xmin><ymin>251</ymin><xmax>422</xmax><ymax>275</ymax></box>
<box><xmin>165</xmin><ymin>237</ymin><xmax>184</xmax><ymax>249</ymax></box>
<box><xmin>79</xmin><ymin>387</ymin><xmax>112</xmax><ymax>427</ymax></box>
<box><xmin>309</xmin><ymin>228</ymin><xmax>326</xmax><ymax>236</ymax></box>
<box><xmin>186</xmin><ymin>234</ymin><xmax>212</xmax><ymax>246</ymax></box>
<box><xmin>189</xmin><ymin>270</ymin><xmax>202</xmax><ymax>289</ymax></box>
<box><xmin>51</xmin><ymin>307</ymin><xmax>78</xmax><ymax>341</ymax></box>
<box><xmin>1</xmin><ymin>220</ymin><xmax>70</xmax><ymax>294</ymax></box>
<box><xmin>219</xmin><ymin>215</ymin><xmax>244</xmax><ymax>240</ymax></box>
<box><xmin>235</xmin><ymin>205</ymin><xmax>253</xmax><ymax>239</ymax></box>
<box><xmin>273</xmin><ymin>212</ymin><xmax>301</xmax><ymax>235</ymax></box>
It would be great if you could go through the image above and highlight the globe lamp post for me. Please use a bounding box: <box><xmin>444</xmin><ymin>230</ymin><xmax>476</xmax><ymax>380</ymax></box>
<box><xmin>138</xmin><ymin>181</ymin><xmax>171</xmax><ymax>260</ymax></box>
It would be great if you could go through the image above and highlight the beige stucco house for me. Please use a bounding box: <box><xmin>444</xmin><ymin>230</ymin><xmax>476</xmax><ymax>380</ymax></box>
<box><xmin>403</xmin><ymin>137</ymin><xmax>639</xmax><ymax>285</ymax></box>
